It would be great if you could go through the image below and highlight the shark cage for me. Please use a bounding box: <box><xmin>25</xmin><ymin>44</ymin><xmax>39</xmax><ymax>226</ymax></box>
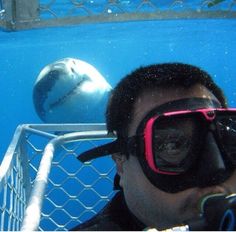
<box><xmin>0</xmin><ymin>124</ymin><xmax>116</xmax><ymax>231</ymax></box>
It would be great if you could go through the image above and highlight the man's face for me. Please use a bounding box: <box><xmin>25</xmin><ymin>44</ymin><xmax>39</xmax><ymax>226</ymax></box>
<box><xmin>114</xmin><ymin>84</ymin><xmax>236</xmax><ymax>229</ymax></box>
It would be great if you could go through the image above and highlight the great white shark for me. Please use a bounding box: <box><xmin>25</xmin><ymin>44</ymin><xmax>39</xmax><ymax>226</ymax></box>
<box><xmin>33</xmin><ymin>58</ymin><xmax>112</xmax><ymax>123</ymax></box>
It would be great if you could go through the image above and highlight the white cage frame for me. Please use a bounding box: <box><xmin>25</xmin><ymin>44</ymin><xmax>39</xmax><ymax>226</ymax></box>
<box><xmin>0</xmin><ymin>124</ymin><xmax>116</xmax><ymax>231</ymax></box>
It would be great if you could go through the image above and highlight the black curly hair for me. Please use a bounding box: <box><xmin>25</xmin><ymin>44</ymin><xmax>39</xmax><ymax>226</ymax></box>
<box><xmin>106</xmin><ymin>62</ymin><xmax>227</xmax><ymax>141</ymax></box>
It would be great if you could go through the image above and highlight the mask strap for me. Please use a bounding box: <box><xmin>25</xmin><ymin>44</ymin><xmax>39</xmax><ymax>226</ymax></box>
<box><xmin>77</xmin><ymin>140</ymin><xmax>119</xmax><ymax>162</ymax></box>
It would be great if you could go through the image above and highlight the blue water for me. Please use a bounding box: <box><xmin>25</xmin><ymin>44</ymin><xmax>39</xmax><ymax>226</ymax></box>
<box><xmin>0</xmin><ymin>18</ymin><xmax>236</xmax><ymax>229</ymax></box>
<box><xmin>1</xmin><ymin>19</ymin><xmax>236</xmax><ymax>160</ymax></box>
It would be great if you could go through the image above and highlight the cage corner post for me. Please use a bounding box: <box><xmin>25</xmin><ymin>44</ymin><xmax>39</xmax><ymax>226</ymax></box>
<box><xmin>2</xmin><ymin>0</ymin><xmax>40</xmax><ymax>30</ymax></box>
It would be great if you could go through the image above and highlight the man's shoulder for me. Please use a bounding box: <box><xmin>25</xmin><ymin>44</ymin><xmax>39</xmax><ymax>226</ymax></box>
<box><xmin>71</xmin><ymin>210</ymin><xmax>122</xmax><ymax>231</ymax></box>
<box><xmin>70</xmin><ymin>191</ymin><xmax>144</xmax><ymax>231</ymax></box>
<box><xmin>71</xmin><ymin>191</ymin><xmax>125</xmax><ymax>231</ymax></box>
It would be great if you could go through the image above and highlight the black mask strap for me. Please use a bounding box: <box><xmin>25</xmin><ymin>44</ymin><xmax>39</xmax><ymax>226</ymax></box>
<box><xmin>77</xmin><ymin>140</ymin><xmax>119</xmax><ymax>162</ymax></box>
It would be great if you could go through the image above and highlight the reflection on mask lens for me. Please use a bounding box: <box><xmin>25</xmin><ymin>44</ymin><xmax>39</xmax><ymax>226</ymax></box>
<box><xmin>217</xmin><ymin>115</ymin><xmax>236</xmax><ymax>164</ymax></box>
<box><xmin>152</xmin><ymin>116</ymin><xmax>198</xmax><ymax>172</ymax></box>
<box><xmin>153</xmin><ymin>129</ymin><xmax>190</xmax><ymax>165</ymax></box>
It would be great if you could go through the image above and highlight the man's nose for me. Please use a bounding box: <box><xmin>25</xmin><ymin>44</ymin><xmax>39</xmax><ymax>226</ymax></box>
<box><xmin>197</xmin><ymin>132</ymin><xmax>227</xmax><ymax>187</ymax></box>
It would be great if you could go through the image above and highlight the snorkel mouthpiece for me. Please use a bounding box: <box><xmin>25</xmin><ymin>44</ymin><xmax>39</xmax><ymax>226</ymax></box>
<box><xmin>187</xmin><ymin>193</ymin><xmax>236</xmax><ymax>231</ymax></box>
<box><xmin>145</xmin><ymin>194</ymin><xmax>236</xmax><ymax>231</ymax></box>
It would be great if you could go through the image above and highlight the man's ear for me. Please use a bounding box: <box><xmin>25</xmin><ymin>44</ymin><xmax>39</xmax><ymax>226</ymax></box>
<box><xmin>112</xmin><ymin>153</ymin><xmax>126</xmax><ymax>175</ymax></box>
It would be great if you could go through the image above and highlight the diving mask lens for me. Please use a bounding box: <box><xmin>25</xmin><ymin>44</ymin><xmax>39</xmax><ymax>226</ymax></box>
<box><xmin>150</xmin><ymin>114</ymin><xmax>201</xmax><ymax>174</ymax></box>
<box><xmin>216</xmin><ymin>112</ymin><xmax>236</xmax><ymax>165</ymax></box>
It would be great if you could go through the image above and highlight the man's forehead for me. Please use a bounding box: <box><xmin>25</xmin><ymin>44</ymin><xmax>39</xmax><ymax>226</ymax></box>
<box><xmin>128</xmin><ymin>84</ymin><xmax>220</xmax><ymax>136</ymax></box>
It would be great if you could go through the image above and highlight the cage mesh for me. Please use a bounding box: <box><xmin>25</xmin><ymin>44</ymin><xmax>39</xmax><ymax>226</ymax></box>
<box><xmin>0</xmin><ymin>124</ymin><xmax>116</xmax><ymax>231</ymax></box>
<box><xmin>0</xmin><ymin>0</ymin><xmax>236</xmax><ymax>30</ymax></box>
<box><xmin>0</xmin><ymin>150</ymin><xmax>26</xmax><ymax>231</ymax></box>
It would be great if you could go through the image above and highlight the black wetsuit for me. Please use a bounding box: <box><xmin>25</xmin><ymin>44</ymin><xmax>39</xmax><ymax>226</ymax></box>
<box><xmin>70</xmin><ymin>191</ymin><xmax>146</xmax><ymax>231</ymax></box>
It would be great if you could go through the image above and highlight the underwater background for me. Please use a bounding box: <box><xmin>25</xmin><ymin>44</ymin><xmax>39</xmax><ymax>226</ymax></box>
<box><xmin>1</xmin><ymin>19</ymin><xmax>236</xmax><ymax>160</ymax></box>
<box><xmin>0</xmin><ymin>14</ymin><xmax>236</xmax><ymax>230</ymax></box>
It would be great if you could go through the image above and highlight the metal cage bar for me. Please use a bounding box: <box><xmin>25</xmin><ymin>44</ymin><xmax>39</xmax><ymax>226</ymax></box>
<box><xmin>0</xmin><ymin>0</ymin><xmax>236</xmax><ymax>31</ymax></box>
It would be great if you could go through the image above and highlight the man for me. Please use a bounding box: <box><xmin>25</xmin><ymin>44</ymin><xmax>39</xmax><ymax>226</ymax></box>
<box><xmin>72</xmin><ymin>63</ymin><xmax>236</xmax><ymax>230</ymax></box>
